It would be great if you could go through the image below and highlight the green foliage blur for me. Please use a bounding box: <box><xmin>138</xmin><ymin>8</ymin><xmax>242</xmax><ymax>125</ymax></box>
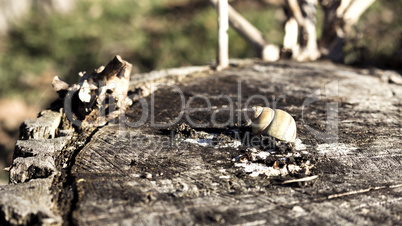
<box><xmin>0</xmin><ymin>0</ymin><xmax>400</xmax><ymax>104</ymax></box>
<box><xmin>343</xmin><ymin>0</ymin><xmax>402</xmax><ymax>66</ymax></box>
<box><xmin>0</xmin><ymin>0</ymin><xmax>285</xmax><ymax>105</ymax></box>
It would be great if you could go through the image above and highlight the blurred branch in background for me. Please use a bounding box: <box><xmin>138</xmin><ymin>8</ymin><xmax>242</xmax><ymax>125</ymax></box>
<box><xmin>0</xmin><ymin>0</ymin><xmax>400</xmax><ymax>183</ymax></box>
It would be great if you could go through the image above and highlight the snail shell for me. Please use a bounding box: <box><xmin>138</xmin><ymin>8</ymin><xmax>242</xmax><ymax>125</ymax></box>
<box><xmin>251</xmin><ymin>106</ymin><xmax>296</xmax><ymax>142</ymax></box>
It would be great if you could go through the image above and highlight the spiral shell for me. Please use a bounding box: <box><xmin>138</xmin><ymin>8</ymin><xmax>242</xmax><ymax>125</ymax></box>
<box><xmin>251</xmin><ymin>107</ymin><xmax>296</xmax><ymax>142</ymax></box>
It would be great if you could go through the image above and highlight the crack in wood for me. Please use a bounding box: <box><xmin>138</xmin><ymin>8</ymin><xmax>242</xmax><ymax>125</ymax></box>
<box><xmin>50</xmin><ymin>127</ymin><xmax>99</xmax><ymax>225</ymax></box>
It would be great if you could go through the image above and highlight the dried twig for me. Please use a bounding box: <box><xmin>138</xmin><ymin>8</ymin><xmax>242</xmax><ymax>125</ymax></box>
<box><xmin>282</xmin><ymin>175</ymin><xmax>318</xmax><ymax>184</ymax></box>
<box><xmin>217</xmin><ymin>0</ymin><xmax>229</xmax><ymax>70</ymax></box>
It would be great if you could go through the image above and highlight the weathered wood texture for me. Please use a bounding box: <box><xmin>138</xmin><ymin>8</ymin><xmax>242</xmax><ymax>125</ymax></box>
<box><xmin>70</xmin><ymin>61</ymin><xmax>402</xmax><ymax>225</ymax></box>
<box><xmin>19</xmin><ymin>110</ymin><xmax>62</xmax><ymax>140</ymax></box>
<box><xmin>0</xmin><ymin>178</ymin><xmax>61</xmax><ymax>225</ymax></box>
<box><xmin>1</xmin><ymin>60</ymin><xmax>402</xmax><ymax>225</ymax></box>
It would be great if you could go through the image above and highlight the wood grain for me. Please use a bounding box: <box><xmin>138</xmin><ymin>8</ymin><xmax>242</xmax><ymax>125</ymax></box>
<box><xmin>2</xmin><ymin>60</ymin><xmax>401</xmax><ymax>225</ymax></box>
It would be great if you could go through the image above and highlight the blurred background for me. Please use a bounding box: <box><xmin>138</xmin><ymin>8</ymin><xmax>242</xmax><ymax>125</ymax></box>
<box><xmin>0</xmin><ymin>0</ymin><xmax>400</xmax><ymax>183</ymax></box>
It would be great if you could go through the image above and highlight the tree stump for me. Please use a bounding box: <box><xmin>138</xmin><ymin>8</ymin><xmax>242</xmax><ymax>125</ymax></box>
<box><xmin>1</xmin><ymin>59</ymin><xmax>401</xmax><ymax>225</ymax></box>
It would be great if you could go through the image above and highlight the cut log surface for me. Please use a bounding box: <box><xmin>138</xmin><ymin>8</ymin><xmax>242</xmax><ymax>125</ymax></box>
<box><xmin>2</xmin><ymin>60</ymin><xmax>401</xmax><ymax>225</ymax></box>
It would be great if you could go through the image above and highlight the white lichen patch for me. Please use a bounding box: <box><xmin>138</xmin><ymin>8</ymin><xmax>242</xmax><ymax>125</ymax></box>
<box><xmin>217</xmin><ymin>140</ymin><xmax>242</xmax><ymax>149</ymax></box>
<box><xmin>294</xmin><ymin>139</ymin><xmax>307</xmax><ymax>151</ymax></box>
<box><xmin>316</xmin><ymin>143</ymin><xmax>358</xmax><ymax>156</ymax></box>
<box><xmin>181</xmin><ymin>132</ymin><xmax>242</xmax><ymax>149</ymax></box>
<box><xmin>180</xmin><ymin>132</ymin><xmax>214</xmax><ymax>147</ymax></box>
<box><xmin>184</xmin><ymin>137</ymin><xmax>214</xmax><ymax>147</ymax></box>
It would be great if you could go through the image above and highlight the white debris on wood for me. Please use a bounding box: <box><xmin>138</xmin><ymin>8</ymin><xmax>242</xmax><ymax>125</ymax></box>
<box><xmin>182</xmin><ymin>133</ymin><xmax>242</xmax><ymax>149</ymax></box>
<box><xmin>235</xmin><ymin>162</ymin><xmax>280</xmax><ymax>177</ymax></box>
<box><xmin>231</xmin><ymin>138</ymin><xmax>315</xmax><ymax>178</ymax></box>
<box><xmin>294</xmin><ymin>138</ymin><xmax>307</xmax><ymax>151</ymax></box>
<box><xmin>184</xmin><ymin>136</ymin><xmax>214</xmax><ymax>147</ymax></box>
<box><xmin>181</xmin><ymin>131</ymin><xmax>312</xmax><ymax>178</ymax></box>
<box><xmin>316</xmin><ymin>143</ymin><xmax>358</xmax><ymax>156</ymax></box>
